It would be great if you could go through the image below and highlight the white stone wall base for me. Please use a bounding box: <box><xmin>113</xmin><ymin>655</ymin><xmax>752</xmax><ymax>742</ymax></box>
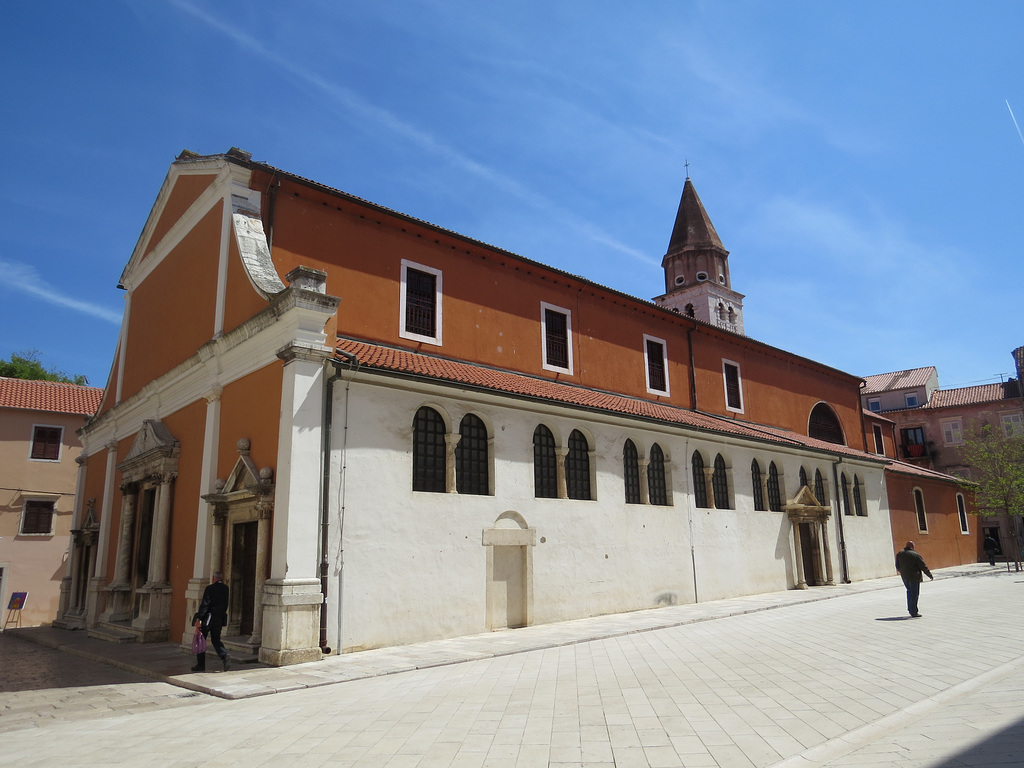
<box><xmin>258</xmin><ymin>578</ymin><xmax>323</xmax><ymax>666</ymax></box>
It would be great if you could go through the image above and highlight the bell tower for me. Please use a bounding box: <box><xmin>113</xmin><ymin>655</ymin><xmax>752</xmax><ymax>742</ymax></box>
<box><xmin>653</xmin><ymin>176</ymin><xmax>745</xmax><ymax>335</ymax></box>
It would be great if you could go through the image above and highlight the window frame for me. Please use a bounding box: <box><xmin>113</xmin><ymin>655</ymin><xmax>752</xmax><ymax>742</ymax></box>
<box><xmin>711</xmin><ymin>454</ymin><xmax>730</xmax><ymax>509</ymax></box>
<box><xmin>533</xmin><ymin>425</ymin><xmax>558</xmax><ymax>499</ymax></box>
<box><xmin>872</xmin><ymin>424</ymin><xmax>885</xmax><ymax>455</ymax></box>
<box><xmin>940</xmin><ymin>418</ymin><xmax>963</xmax><ymax>446</ymax></box>
<box><xmin>692</xmin><ymin>452</ymin><xmax>708</xmax><ymax>509</ymax></box>
<box><xmin>399</xmin><ymin>260</ymin><xmax>443</xmax><ymax>346</ymax></box>
<box><xmin>565</xmin><ymin>429</ymin><xmax>592</xmax><ymax>500</ymax></box>
<box><xmin>853</xmin><ymin>475</ymin><xmax>866</xmax><ymax>516</ymax></box>
<box><xmin>623</xmin><ymin>440</ymin><xmax>641</xmax><ymax>504</ymax></box>
<box><xmin>1000</xmin><ymin>412</ymin><xmax>1024</xmax><ymax>438</ymax></box>
<box><xmin>722</xmin><ymin>360</ymin><xmax>744</xmax><ymax>413</ymax></box>
<box><xmin>913</xmin><ymin>487</ymin><xmax>928</xmax><ymax>532</ymax></box>
<box><xmin>455</xmin><ymin>413</ymin><xmax>490</xmax><ymax>496</ymax></box>
<box><xmin>766</xmin><ymin>462</ymin><xmax>782</xmax><ymax>512</ymax></box>
<box><xmin>540</xmin><ymin>302</ymin><xmax>574</xmax><ymax>374</ymax></box>
<box><xmin>867</xmin><ymin>397</ymin><xmax>881</xmax><ymax>413</ymax></box>
<box><xmin>643</xmin><ymin>334</ymin><xmax>670</xmax><ymax>396</ymax></box>
<box><xmin>20</xmin><ymin>499</ymin><xmax>56</xmax><ymax>536</ymax></box>
<box><xmin>412</xmin><ymin>406</ymin><xmax>447</xmax><ymax>493</ymax></box>
<box><xmin>956</xmin><ymin>493</ymin><xmax>969</xmax><ymax>534</ymax></box>
<box><xmin>648</xmin><ymin>443</ymin><xmax>669</xmax><ymax>506</ymax></box>
<box><xmin>30</xmin><ymin>424</ymin><xmax>64</xmax><ymax>462</ymax></box>
<box><xmin>905</xmin><ymin>392</ymin><xmax>919</xmax><ymax>408</ymax></box>
<box><xmin>751</xmin><ymin>460</ymin><xmax>765</xmax><ymax>511</ymax></box>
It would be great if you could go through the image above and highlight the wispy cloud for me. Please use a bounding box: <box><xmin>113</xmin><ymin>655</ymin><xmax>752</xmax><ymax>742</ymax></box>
<box><xmin>0</xmin><ymin>259</ymin><xmax>122</xmax><ymax>324</ymax></box>
<box><xmin>169</xmin><ymin>0</ymin><xmax>657</xmax><ymax>266</ymax></box>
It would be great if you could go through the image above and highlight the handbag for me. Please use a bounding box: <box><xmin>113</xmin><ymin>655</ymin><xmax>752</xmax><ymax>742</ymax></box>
<box><xmin>191</xmin><ymin>628</ymin><xmax>207</xmax><ymax>655</ymax></box>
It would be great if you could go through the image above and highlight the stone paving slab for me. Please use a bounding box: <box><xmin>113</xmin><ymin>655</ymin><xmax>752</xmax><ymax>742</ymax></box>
<box><xmin>4</xmin><ymin>563</ymin><xmax>1001</xmax><ymax>701</ymax></box>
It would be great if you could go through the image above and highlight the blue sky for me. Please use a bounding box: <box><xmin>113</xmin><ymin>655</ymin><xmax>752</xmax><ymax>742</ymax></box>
<box><xmin>2</xmin><ymin>1</ymin><xmax>1023</xmax><ymax>390</ymax></box>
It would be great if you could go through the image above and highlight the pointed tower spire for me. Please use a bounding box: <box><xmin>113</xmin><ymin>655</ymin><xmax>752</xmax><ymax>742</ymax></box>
<box><xmin>653</xmin><ymin>176</ymin><xmax>745</xmax><ymax>334</ymax></box>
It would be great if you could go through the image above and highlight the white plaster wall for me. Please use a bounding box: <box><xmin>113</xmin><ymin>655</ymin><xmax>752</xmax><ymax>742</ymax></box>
<box><xmin>326</xmin><ymin>378</ymin><xmax>898</xmax><ymax>653</ymax></box>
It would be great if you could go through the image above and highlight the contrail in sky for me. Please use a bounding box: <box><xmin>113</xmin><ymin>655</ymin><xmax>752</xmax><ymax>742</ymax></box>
<box><xmin>1007</xmin><ymin>100</ymin><xmax>1024</xmax><ymax>150</ymax></box>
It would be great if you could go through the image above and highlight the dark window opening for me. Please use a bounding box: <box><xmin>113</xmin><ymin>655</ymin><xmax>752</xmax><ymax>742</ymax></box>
<box><xmin>533</xmin><ymin>425</ymin><xmax>557</xmax><ymax>498</ymax></box>
<box><xmin>712</xmin><ymin>454</ymin><xmax>730</xmax><ymax>509</ymax></box>
<box><xmin>853</xmin><ymin>476</ymin><xmax>865</xmax><ymax>516</ymax></box>
<box><xmin>692</xmin><ymin>452</ymin><xmax>708</xmax><ymax>508</ymax></box>
<box><xmin>767</xmin><ymin>462</ymin><xmax>782</xmax><ymax>512</ymax></box>
<box><xmin>814</xmin><ymin>469</ymin><xmax>826</xmax><ymax>505</ymax></box>
<box><xmin>808</xmin><ymin>403</ymin><xmax>845</xmax><ymax>445</ymax></box>
<box><xmin>405</xmin><ymin>268</ymin><xmax>437</xmax><ymax>338</ymax></box>
<box><xmin>566</xmin><ymin>430</ymin><xmax>591</xmax><ymax>500</ymax></box>
<box><xmin>21</xmin><ymin>500</ymin><xmax>54</xmax><ymax>535</ymax></box>
<box><xmin>724</xmin><ymin>364</ymin><xmax>742</xmax><ymax>410</ymax></box>
<box><xmin>648</xmin><ymin>443</ymin><xmax>668</xmax><ymax>506</ymax></box>
<box><xmin>914</xmin><ymin>489</ymin><xmax>927</xmax><ymax>531</ymax></box>
<box><xmin>623</xmin><ymin>440</ymin><xmax>641</xmax><ymax>504</ymax></box>
<box><xmin>412</xmin><ymin>407</ymin><xmax>446</xmax><ymax>492</ymax></box>
<box><xmin>751</xmin><ymin>460</ymin><xmax>765</xmax><ymax>511</ymax></box>
<box><xmin>456</xmin><ymin>414</ymin><xmax>488</xmax><ymax>495</ymax></box>
<box><xmin>841</xmin><ymin>473</ymin><xmax>852</xmax><ymax>516</ymax></box>
<box><xmin>544</xmin><ymin>308</ymin><xmax>569</xmax><ymax>369</ymax></box>
<box><xmin>31</xmin><ymin>426</ymin><xmax>62</xmax><ymax>460</ymax></box>
<box><xmin>646</xmin><ymin>339</ymin><xmax>667</xmax><ymax>392</ymax></box>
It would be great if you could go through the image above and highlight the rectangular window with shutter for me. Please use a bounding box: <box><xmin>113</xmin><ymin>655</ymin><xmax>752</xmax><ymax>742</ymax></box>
<box><xmin>400</xmin><ymin>260</ymin><xmax>443</xmax><ymax>345</ymax></box>
<box><xmin>643</xmin><ymin>335</ymin><xmax>669</xmax><ymax>395</ymax></box>
<box><xmin>541</xmin><ymin>302</ymin><xmax>573</xmax><ymax>373</ymax></box>
<box><xmin>722</xmin><ymin>360</ymin><xmax>743</xmax><ymax>413</ymax></box>
<box><xmin>30</xmin><ymin>425</ymin><xmax>63</xmax><ymax>461</ymax></box>
<box><xmin>21</xmin><ymin>500</ymin><xmax>55</xmax><ymax>535</ymax></box>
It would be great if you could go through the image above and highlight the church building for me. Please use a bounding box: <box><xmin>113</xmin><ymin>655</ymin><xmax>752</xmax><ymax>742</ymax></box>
<box><xmin>58</xmin><ymin>148</ymin><xmax>924</xmax><ymax>664</ymax></box>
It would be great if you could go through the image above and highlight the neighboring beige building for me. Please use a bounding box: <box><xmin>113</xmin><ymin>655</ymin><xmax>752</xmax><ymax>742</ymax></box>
<box><xmin>0</xmin><ymin>377</ymin><xmax>102</xmax><ymax>627</ymax></box>
<box><xmin>862</xmin><ymin>355</ymin><xmax>1024</xmax><ymax>561</ymax></box>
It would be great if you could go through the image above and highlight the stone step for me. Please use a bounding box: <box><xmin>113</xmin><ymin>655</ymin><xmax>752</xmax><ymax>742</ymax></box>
<box><xmin>87</xmin><ymin>624</ymin><xmax>138</xmax><ymax>644</ymax></box>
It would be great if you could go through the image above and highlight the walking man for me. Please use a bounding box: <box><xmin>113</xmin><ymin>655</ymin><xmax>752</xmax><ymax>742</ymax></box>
<box><xmin>191</xmin><ymin>571</ymin><xmax>231</xmax><ymax>672</ymax></box>
<box><xmin>895</xmin><ymin>541</ymin><xmax>933</xmax><ymax>618</ymax></box>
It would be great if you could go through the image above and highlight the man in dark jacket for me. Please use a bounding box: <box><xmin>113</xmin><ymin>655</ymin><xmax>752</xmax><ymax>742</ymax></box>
<box><xmin>895</xmin><ymin>541</ymin><xmax>933</xmax><ymax>618</ymax></box>
<box><xmin>191</xmin><ymin>571</ymin><xmax>231</xmax><ymax>672</ymax></box>
<box><xmin>983</xmin><ymin>535</ymin><xmax>998</xmax><ymax>566</ymax></box>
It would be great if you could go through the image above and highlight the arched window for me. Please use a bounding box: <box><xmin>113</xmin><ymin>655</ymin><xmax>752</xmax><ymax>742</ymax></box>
<box><xmin>853</xmin><ymin>475</ymin><xmax>865</xmax><ymax>516</ymax></box>
<box><xmin>841</xmin><ymin>473</ymin><xmax>852</xmax><ymax>516</ymax></box>
<box><xmin>456</xmin><ymin>414</ymin><xmax>488</xmax><ymax>495</ymax></box>
<box><xmin>751</xmin><ymin>460</ymin><xmax>765</xmax><ymax>511</ymax></box>
<box><xmin>623</xmin><ymin>440</ymin><xmax>641</xmax><ymax>504</ymax></box>
<box><xmin>914</xmin><ymin>488</ymin><xmax>928</xmax><ymax>532</ymax></box>
<box><xmin>692</xmin><ymin>452</ymin><xmax>708</xmax><ymax>508</ymax></box>
<box><xmin>814</xmin><ymin>469</ymin><xmax>826</xmax><ymax>505</ymax></box>
<box><xmin>533</xmin><ymin>425</ymin><xmax>557</xmax><ymax>498</ymax></box>
<box><xmin>413</xmin><ymin>407</ymin><xmax>446</xmax><ymax>492</ymax></box>
<box><xmin>956</xmin><ymin>493</ymin><xmax>969</xmax><ymax>533</ymax></box>
<box><xmin>799</xmin><ymin>466</ymin><xmax>808</xmax><ymax>489</ymax></box>
<box><xmin>808</xmin><ymin>403</ymin><xmax>845</xmax><ymax>445</ymax></box>
<box><xmin>566</xmin><ymin>430</ymin><xmax>591</xmax><ymax>500</ymax></box>
<box><xmin>648</xmin><ymin>443</ymin><xmax>668</xmax><ymax>506</ymax></box>
<box><xmin>767</xmin><ymin>462</ymin><xmax>782</xmax><ymax>512</ymax></box>
<box><xmin>712</xmin><ymin>454</ymin><xmax>730</xmax><ymax>509</ymax></box>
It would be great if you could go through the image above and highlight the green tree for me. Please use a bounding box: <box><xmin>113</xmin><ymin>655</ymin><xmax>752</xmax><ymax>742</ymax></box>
<box><xmin>958</xmin><ymin>421</ymin><xmax>1024</xmax><ymax>568</ymax></box>
<box><xmin>0</xmin><ymin>350</ymin><xmax>89</xmax><ymax>385</ymax></box>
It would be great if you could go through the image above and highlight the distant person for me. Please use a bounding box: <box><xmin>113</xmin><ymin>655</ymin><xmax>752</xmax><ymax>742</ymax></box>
<box><xmin>983</xmin><ymin>535</ymin><xmax>998</xmax><ymax>566</ymax></box>
<box><xmin>191</xmin><ymin>571</ymin><xmax>231</xmax><ymax>672</ymax></box>
<box><xmin>895</xmin><ymin>541</ymin><xmax>933</xmax><ymax>618</ymax></box>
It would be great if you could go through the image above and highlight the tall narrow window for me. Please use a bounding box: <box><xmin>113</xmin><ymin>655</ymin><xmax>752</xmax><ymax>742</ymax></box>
<box><xmin>751</xmin><ymin>460</ymin><xmax>765</xmax><ymax>511</ymax></box>
<box><xmin>767</xmin><ymin>462</ymin><xmax>782</xmax><ymax>512</ymax></box>
<box><xmin>400</xmin><ymin>260</ymin><xmax>442</xmax><ymax>344</ymax></box>
<box><xmin>412</xmin><ymin>407</ymin><xmax>446</xmax><ymax>492</ymax></box>
<box><xmin>648</xmin><ymin>443</ymin><xmax>668</xmax><ymax>506</ymax></box>
<box><xmin>722</xmin><ymin>361</ymin><xmax>743</xmax><ymax>412</ymax></box>
<box><xmin>873</xmin><ymin>424</ymin><xmax>885</xmax><ymax>454</ymax></box>
<box><xmin>814</xmin><ymin>469</ymin><xmax>826</xmax><ymax>505</ymax></box>
<box><xmin>914</xmin><ymin>488</ymin><xmax>928</xmax><ymax>532</ymax></box>
<box><xmin>799</xmin><ymin>466</ymin><xmax>808</xmax><ymax>489</ymax></box>
<box><xmin>541</xmin><ymin>303</ymin><xmax>572</xmax><ymax>373</ymax></box>
<box><xmin>956</xmin><ymin>493</ymin><xmax>969</xmax><ymax>534</ymax></box>
<box><xmin>644</xmin><ymin>335</ymin><xmax>669</xmax><ymax>395</ymax></box>
<box><xmin>565</xmin><ymin>430</ymin><xmax>591</xmax><ymax>500</ymax></box>
<box><xmin>31</xmin><ymin>426</ymin><xmax>62</xmax><ymax>461</ymax></box>
<box><xmin>853</xmin><ymin>476</ymin><xmax>865</xmax><ymax>516</ymax></box>
<box><xmin>21</xmin><ymin>500</ymin><xmax>55</xmax><ymax>535</ymax></box>
<box><xmin>841</xmin><ymin>473</ymin><xmax>852</xmax><ymax>516</ymax></box>
<box><xmin>692</xmin><ymin>452</ymin><xmax>708</xmax><ymax>508</ymax></box>
<box><xmin>623</xmin><ymin>440</ymin><xmax>641</xmax><ymax>504</ymax></box>
<box><xmin>712</xmin><ymin>454</ymin><xmax>730</xmax><ymax>509</ymax></box>
<box><xmin>456</xmin><ymin>414</ymin><xmax>489</xmax><ymax>495</ymax></box>
<box><xmin>533</xmin><ymin>425</ymin><xmax>557</xmax><ymax>498</ymax></box>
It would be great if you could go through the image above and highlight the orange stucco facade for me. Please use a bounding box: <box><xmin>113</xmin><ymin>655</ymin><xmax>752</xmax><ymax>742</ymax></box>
<box><xmin>885</xmin><ymin>471</ymin><xmax>976</xmax><ymax>569</ymax></box>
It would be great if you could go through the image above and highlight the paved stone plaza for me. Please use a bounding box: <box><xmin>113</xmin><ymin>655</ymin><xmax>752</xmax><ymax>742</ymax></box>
<box><xmin>2</xmin><ymin>565</ymin><xmax>1023</xmax><ymax>767</ymax></box>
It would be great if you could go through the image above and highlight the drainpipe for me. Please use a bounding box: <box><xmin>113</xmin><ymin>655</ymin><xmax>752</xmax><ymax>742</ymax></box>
<box><xmin>831</xmin><ymin>459</ymin><xmax>851</xmax><ymax>583</ymax></box>
<box><xmin>683</xmin><ymin>436</ymin><xmax>699</xmax><ymax>604</ymax></box>
<box><xmin>319</xmin><ymin>352</ymin><xmax>358</xmax><ymax>652</ymax></box>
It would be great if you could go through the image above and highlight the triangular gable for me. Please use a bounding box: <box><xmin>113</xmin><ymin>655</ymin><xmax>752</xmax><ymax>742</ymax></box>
<box><xmin>789</xmin><ymin>485</ymin><xmax>823</xmax><ymax>508</ymax></box>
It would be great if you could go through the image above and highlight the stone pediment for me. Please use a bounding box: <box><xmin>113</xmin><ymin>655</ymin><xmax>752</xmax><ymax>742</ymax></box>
<box><xmin>783</xmin><ymin>485</ymin><xmax>831</xmax><ymax>521</ymax></box>
<box><xmin>117</xmin><ymin>420</ymin><xmax>180</xmax><ymax>483</ymax></box>
<box><xmin>202</xmin><ymin>439</ymin><xmax>274</xmax><ymax>505</ymax></box>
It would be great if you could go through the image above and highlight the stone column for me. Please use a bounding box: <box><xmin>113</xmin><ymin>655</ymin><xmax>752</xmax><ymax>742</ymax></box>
<box><xmin>251</xmin><ymin>499</ymin><xmax>272</xmax><ymax>645</ymax></box>
<box><xmin>820</xmin><ymin>519</ymin><xmax>836</xmax><ymax>585</ymax></box>
<box><xmin>112</xmin><ymin>484</ymin><xmax>138</xmax><ymax>586</ymax></box>
<box><xmin>638</xmin><ymin>457</ymin><xmax>650</xmax><ymax>504</ymax></box>
<box><xmin>792</xmin><ymin>521</ymin><xmax>807</xmax><ymax>589</ymax></box>
<box><xmin>703</xmin><ymin>467</ymin><xmax>717</xmax><ymax>509</ymax></box>
<box><xmin>555</xmin><ymin>447</ymin><xmax>568</xmax><ymax>499</ymax></box>
<box><xmin>445</xmin><ymin>434</ymin><xmax>460</xmax><ymax>493</ymax></box>
<box><xmin>146</xmin><ymin>473</ymin><xmax>175</xmax><ymax>587</ymax></box>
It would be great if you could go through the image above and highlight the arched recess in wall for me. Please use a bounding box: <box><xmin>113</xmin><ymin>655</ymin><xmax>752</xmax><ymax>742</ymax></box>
<box><xmin>808</xmin><ymin>402</ymin><xmax>846</xmax><ymax>445</ymax></box>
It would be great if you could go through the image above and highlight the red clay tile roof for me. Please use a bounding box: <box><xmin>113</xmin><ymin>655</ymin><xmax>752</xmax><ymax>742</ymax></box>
<box><xmin>0</xmin><ymin>376</ymin><xmax>103</xmax><ymax>415</ymax></box>
<box><xmin>884</xmin><ymin>458</ymin><xmax>973</xmax><ymax>485</ymax></box>
<box><xmin>862</xmin><ymin>367</ymin><xmax>937</xmax><ymax>394</ymax></box>
<box><xmin>925</xmin><ymin>381</ymin><xmax>1021</xmax><ymax>409</ymax></box>
<box><xmin>335</xmin><ymin>338</ymin><xmax>880</xmax><ymax>461</ymax></box>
